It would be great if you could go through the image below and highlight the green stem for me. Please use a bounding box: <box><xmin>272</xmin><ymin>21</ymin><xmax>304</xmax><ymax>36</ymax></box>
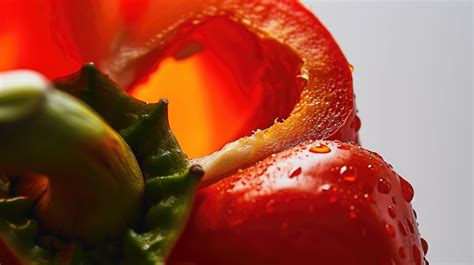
<box><xmin>0</xmin><ymin>70</ymin><xmax>144</xmax><ymax>243</ymax></box>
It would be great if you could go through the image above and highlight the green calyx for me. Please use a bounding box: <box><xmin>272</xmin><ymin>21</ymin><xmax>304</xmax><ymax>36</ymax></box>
<box><xmin>54</xmin><ymin>63</ymin><xmax>188</xmax><ymax>177</ymax></box>
<box><xmin>0</xmin><ymin>65</ymin><xmax>202</xmax><ymax>265</ymax></box>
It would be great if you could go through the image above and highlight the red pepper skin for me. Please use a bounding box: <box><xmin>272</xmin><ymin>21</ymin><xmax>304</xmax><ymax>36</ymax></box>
<box><xmin>169</xmin><ymin>141</ymin><xmax>426</xmax><ymax>265</ymax></box>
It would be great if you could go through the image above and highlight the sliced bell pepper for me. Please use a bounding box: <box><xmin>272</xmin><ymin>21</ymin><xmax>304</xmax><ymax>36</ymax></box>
<box><xmin>49</xmin><ymin>0</ymin><xmax>359</xmax><ymax>184</ymax></box>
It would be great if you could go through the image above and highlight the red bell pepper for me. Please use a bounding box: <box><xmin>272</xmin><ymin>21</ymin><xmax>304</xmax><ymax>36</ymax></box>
<box><xmin>0</xmin><ymin>1</ymin><xmax>427</xmax><ymax>265</ymax></box>
<box><xmin>169</xmin><ymin>141</ymin><xmax>428</xmax><ymax>265</ymax></box>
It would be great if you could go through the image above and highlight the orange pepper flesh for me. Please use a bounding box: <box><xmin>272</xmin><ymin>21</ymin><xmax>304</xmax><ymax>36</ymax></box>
<box><xmin>130</xmin><ymin>16</ymin><xmax>303</xmax><ymax>158</ymax></box>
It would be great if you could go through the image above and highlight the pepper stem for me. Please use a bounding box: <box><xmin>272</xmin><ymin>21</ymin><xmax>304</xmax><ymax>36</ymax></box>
<box><xmin>0</xmin><ymin>70</ymin><xmax>144</xmax><ymax>243</ymax></box>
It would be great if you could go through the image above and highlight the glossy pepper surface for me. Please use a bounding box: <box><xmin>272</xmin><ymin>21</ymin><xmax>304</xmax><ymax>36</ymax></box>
<box><xmin>170</xmin><ymin>141</ymin><xmax>428</xmax><ymax>265</ymax></box>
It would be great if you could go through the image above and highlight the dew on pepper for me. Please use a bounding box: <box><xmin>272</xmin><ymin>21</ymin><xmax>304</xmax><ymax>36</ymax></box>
<box><xmin>398</xmin><ymin>221</ymin><xmax>407</xmax><ymax>236</ymax></box>
<box><xmin>340</xmin><ymin>166</ymin><xmax>356</xmax><ymax>182</ymax></box>
<box><xmin>421</xmin><ymin>238</ymin><xmax>428</xmax><ymax>254</ymax></box>
<box><xmin>288</xmin><ymin>167</ymin><xmax>302</xmax><ymax>178</ymax></box>
<box><xmin>348</xmin><ymin>64</ymin><xmax>354</xmax><ymax>73</ymax></box>
<box><xmin>349</xmin><ymin>209</ymin><xmax>358</xmax><ymax>220</ymax></box>
<box><xmin>384</xmin><ymin>223</ymin><xmax>395</xmax><ymax>237</ymax></box>
<box><xmin>320</xmin><ymin>183</ymin><xmax>331</xmax><ymax>191</ymax></box>
<box><xmin>309</xmin><ymin>143</ymin><xmax>331</xmax><ymax>154</ymax></box>
<box><xmin>337</xmin><ymin>143</ymin><xmax>351</xmax><ymax>150</ymax></box>
<box><xmin>377</xmin><ymin>178</ymin><xmax>391</xmax><ymax>194</ymax></box>
<box><xmin>399</xmin><ymin>176</ymin><xmax>414</xmax><ymax>202</ymax></box>
<box><xmin>367</xmin><ymin>163</ymin><xmax>377</xmax><ymax>173</ymax></box>
<box><xmin>399</xmin><ymin>247</ymin><xmax>406</xmax><ymax>259</ymax></box>
<box><xmin>387</xmin><ymin>205</ymin><xmax>396</xmax><ymax>219</ymax></box>
<box><xmin>363</xmin><ymin>193</ymin><xmax>373</xmax><ymax>203</ymax></box>
<box><xmin>353</xmin><ymin>115</ymin><xmax>361</xmax><ymax>132</ymax></box>
<box><xmin>406</xmin><ymin>218</ymin><xmax>415</xmax><ymax>234</ymax></box>
<box><xmin>412</xmin><ymin>245</ymin><xmax>422</xmax><ymax>265</ymax></box>
<box><xmin>328</xmin><ymin>195</ymin><xmax>338</xmax><ymax>204</ymax></box>
<box><xmin>348</xmin><ymin>205</ymin><xmax>358</xmax><ymax>220</ymax></box>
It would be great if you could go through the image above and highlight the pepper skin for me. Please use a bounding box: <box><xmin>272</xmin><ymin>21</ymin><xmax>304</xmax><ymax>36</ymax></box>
<box><xmin>169</xmin><ymin>141</ymin><xmax>427</xmax><ymax>265</ymax></box>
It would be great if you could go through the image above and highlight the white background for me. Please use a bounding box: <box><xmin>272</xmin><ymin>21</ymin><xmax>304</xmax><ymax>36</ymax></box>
<box><xmin>302</xmin><ymin>1</ymin><xmax>473</xmax><ymax>264</ymax></box>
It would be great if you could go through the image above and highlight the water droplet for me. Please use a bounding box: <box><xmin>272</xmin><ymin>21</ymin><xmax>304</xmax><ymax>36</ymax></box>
<box><xmin>320</xmin><ymin>183</ymin><xmax>331</xmax><ymax>191</ymax></box>
<box><xmin>337</xmin><ymin>143</ymin><xmax>351</xmax><ymax>150</ymax></box>
<box><xmin>340</xmin><ymin>166</ymin><xmax>357</xmax><ymax>182</ymax></box>
<box><xmin>412</xmin><ymin>245</ymin><xmax>422</xmax><ymax>265</ymax></box>
<box><xmin>377</xmin><ymin>178</ymin><xmax>391</xmax><ymax>194</ymax></box>
<box><xmin>398</xmin><ymin>221</ymin><xmax>407</xmax><ymax>236</ymax></box>
<box><xmin>309</xmin><ymin>143</ymin><xmax>331</xmax><ymax>154</ymax></box>
<box><xmin>349</xmin><ymin>210</ymin><xmax>358</xmax><ymax>220</ymax></box>
<box><xmin>349</xmin><ymin>205</ymin><xmax>357</xmax><ymax>220</ymax></box>
<box><xmin>399</xmin><ymin>247</ymin><xmax>406</xmax><ymax>259</ymax></box>
<box><xmin>399</xmin><ymin>176</ymin><xmax>414</xmax><ymax>202</ymax></box>
<box><xmin>348</xmin><ymin>63</ymin><xmax>355</xmax><ymax>73</ymax></box>
<box><xmin>340</xmin><ymin>166</ymin><xmax>347</xmax><ymax>174</ymax></box>
<box><xmin>329</xmin><ymin>195</ymin><xmax>338</xmax><ymax>204</ymax></box>
<box><xmin>354</xmin><ymin>115</ymin><xmax>361</xmax><ymax>132</ymax></box>
<box><xmin>406</xmin><ymin>218</ymin><xmax>415</xmax><ymax>234</ymax></box>
<box><xmin>362</xmin><ymin>193</ymin><xmax>374</xmax><ymax>203</ymax></box>
<box><xmin>289</xmin><ymin>167</ymin><xmax>302</xmax><ymax>178</ymax></box>
<box><xmin>367</xmin><ymin>164</ymin><xmax>377</xmax><ymax>173</ymax></box>
<box><xmin>421</xmin><ymin>238</ymin><xmax>429</xmax><ymax>255</ymax></box>
<box><xmin>384</xmin><ymin>224</ymin><xmax>395</xmax><ymax>237</ymax></box>
<box><xmin>265</xmin><ymin>199</ymin><xmax>275</xmax><ymax>214</ymax></box>
<box><xmin>387</xmin><ymin>205</ymin><xmax>396</xmax><ymax>218</ymax></box>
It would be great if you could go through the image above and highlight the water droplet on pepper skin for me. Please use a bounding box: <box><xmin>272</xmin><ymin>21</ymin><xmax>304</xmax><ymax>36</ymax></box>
<box><xmin>406</xmin><ymin>218</ymin><xmax>415</xmax><ymax>234</ymax></box>
<box><xmin>353</xmin><ymin>115</ymin><xmax>361</xmax><ymax>132</ymax></box>
<box><xmin>340</xmin><ymin>166</ymin><xmax>356</xmax><ymax>182</ymax></box>
<box><xmin>367</xmin><ymin>163</ymin><xmax>377</xmax><ymax>173</ymax></box>
<box><xmin>288</xmin><ymin>167</ymin><xmax>302</xmax><ymax>178</ymax></box>
<box><xmin>337</xmin><ymin>144</ymin><xmax>351</xmax><ymax>150</ymax></box>
<box><xmin>349</xmin><ymin>210</ymin><xmax>357</xmax><ymax>220</ymax></box>
<box><xmin>421</xmin><ymin>238</ymin><xmax>429</xmax><ymax>255</ymax></box>
<box><xmin>387</xmin><ymin>205</ymin><xmax>396</xmax><ymax>218</ymax></box>
<box><xmin>348</xmin><ymin>63</ymin><xmax>355</xmax><ymax>73</ymax></box>
<box><xmin>309</xmin><ymin>143</ymin><xmax>331</xmax><ymax>154</ymax></box>
<box><xmin>384</xmin><ymin>224</ymin><xmax>395</xmax><ymax>237</ymax></box>
<box><xmin>399</xmin><ymin>247</ymin><xmax>406</xmax><ymax>259</ymax></box>
<box><xmin>377</xmin><ymin>178</ymin><xmax>391</xmax><ymax>194</ymax></box>
<box><xmin>348</xmin><ymin>205</ymin><xmax>358</xmax><ymax>220</ymax></box>
<box><xmin>413</xmin><ymin>245</ymin><xmax>422</xmax><ymax>265</ymax></box>
<box><xmin>328</xmin><ymin>195</ymin><xmax>338</xmax><ymax>204</ymax></box>
<box><xmin>399</xmin><ymin>176</ymin><xmax>414</xmax><ymax>202</ymax></box>
<box><xmin>398</xmin><ymin>221</ymin><xmax>407</xmax><ymax>236</ymax></box>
